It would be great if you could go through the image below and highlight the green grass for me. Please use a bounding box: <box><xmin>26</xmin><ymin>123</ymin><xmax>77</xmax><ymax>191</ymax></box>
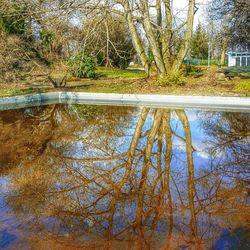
<box><xmin>0</xmin><ymin>86</ymin><xmax>49</xmax><ymax>97</ymax></box>
<box><xmin>96</xmin><ymin>67</ymin><xmax>146</xmax><ymax>79</ymax></box>
<box><xmin>0</xmin><ymin>67</ymin><xmax>249</xmax><ymax>97</ymax></box>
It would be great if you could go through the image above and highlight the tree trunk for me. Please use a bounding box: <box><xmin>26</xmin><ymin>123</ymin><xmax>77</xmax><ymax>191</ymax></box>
<box><xmin>121</xmin><ymin>0</ymin><xmax>196</xmax><ymax>82</ymax></box>
<box><xmin>104</xmin><ymin>19</ymin><xmax>112</xmax><ymax>68</ymax></box>
<box><xmin>176</xmin><ymin>110</ymin><xmax>200</xmax><ymax>248</ymax></box>
<box><xmin>122</xmin><ymin>0</ymin><xmax>150</xmax><ymax>76</ymax></box>
<box><xmin>141</xmin><ymin>1</ymin><xmax>167</xmax><ymax>76</ymax></box>
<box><xmin>172</xmin><ymin>0</ymin><xmax>195</xmax><ymax>72</ymax></box>
<box><xmin>118</xmin><ymin>107</ymin><xmax>149</xmax><ymax>191</ymax></box>
<box><xmin>220</xmin><ymin>37</ymin><xmax>227</xmax><ymax>66</ymax></box>
<box><xmin>136</xmin><ymin>109</ymin><xmax>162</xmax><ymax>225</ymax></box>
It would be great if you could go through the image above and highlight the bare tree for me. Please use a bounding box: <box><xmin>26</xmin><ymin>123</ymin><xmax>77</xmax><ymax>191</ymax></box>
<box><xmin>116</xmin><ymin>0</ymin><xmax>196</xmax><ymax>81</ymax></box>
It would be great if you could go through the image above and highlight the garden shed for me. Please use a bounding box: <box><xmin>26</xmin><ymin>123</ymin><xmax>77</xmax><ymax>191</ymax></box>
<box><xmin>227</xmin><ymin>51</ymin><xmax>250</xmax><ymax>67</ymax></box>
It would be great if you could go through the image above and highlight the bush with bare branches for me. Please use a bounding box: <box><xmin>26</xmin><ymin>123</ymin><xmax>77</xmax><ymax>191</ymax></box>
<box><xmin>0</xmin><ymin>34</ymin><xmax>38</xmax><ymax>83</ymax></box>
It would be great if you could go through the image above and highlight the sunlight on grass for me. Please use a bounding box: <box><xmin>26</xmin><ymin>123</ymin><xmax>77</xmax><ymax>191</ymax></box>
<box><xmin>0</xmin><ymin>89</ymin><xmax>22</xmax><ymax>97</ymax></box>
<box><xmin>96</xmin><ymin>67</ymin><xmax>146</xmax><ymax>78</ymax></box>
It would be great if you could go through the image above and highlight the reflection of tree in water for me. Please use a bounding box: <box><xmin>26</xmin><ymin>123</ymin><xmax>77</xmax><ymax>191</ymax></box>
<box><xmin>200</xmin><ymin>111</ymin><xmax>250</xmax><ymax>168</ymax></box>
<box><xmin>197</xmin><ymin>111</ymin><xmax>250</xmax><ymax>250</ymax></box>
<box><xmin>0</xmin><ymin>104</ymin><xmax>132</xmax><ymax>170</ymax></box>
<box><xmin>1</xmin><ymin>106</ymin><xmax>249</xmax><ymax>249</ymax></box>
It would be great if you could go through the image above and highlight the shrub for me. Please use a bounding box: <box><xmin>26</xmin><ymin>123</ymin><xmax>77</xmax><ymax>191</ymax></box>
<box><xmin>95</xmin><ymin>51</ymin><xmax>132</xmax><ymax>69</ymax></box>
<box><xmin>148</xmin><ymin>49</ymin><xmax>154</xmax><ymax>64</ymax></box>
<box><xmin>112</xmin><ymin>56</ymin><xmax>131</xmax><ymax>69</ymax></box>
<box><xmin>182</xmin><ymin>64</ymin><xmax>202</xmax><ymax>76</ymax></box>
<box><xmin>200</xmin><ymin>59</ymin><xmax>220</xmax><ymax>66</ymax></box>
<box><xmin>159</xmin><ymin>71</ymin><xmax>185</xmax><ymax>85</ymax></box>
<box><xmin>235</xmin><ymin>80</ymin><xmax>250</xmax><ymax>95</ymax></box>
<box><xmin>40</xmin><ymin>29</ymin><xmax>55</xmax><ymax>48</ymax></box>
<box><xmin>68</xmin><ymin>52</ymin><xmax>96</xmax><ymax>78</ymax></box>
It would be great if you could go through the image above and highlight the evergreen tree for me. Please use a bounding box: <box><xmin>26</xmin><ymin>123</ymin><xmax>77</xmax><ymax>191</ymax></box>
<box><xmin>191</xmin><ymin>23</ymin><xmax>209</xmax><ymax>60</ymax></box>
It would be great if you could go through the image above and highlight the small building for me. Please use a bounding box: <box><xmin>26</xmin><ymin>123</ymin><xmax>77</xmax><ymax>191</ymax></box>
<box><xmin>227</xmin><ymin>51</ymin><xmax>250</xmax><ymax>67</ymax></box>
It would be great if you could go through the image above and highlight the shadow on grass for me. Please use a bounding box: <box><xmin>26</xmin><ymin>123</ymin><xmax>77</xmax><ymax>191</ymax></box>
<box><xmin>62</xmin><ymin>84</ymin><xmax>94</xmax><ymax>90</ymax></box>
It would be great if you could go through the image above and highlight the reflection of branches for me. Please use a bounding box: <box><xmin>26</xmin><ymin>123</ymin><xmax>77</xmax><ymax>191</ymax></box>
<box><xmin>2</xmin><ymin>106</ymin><xmax>249</xmax><ymax>249</ymax></box>
<box><xmin>199</xmin><ymin>112</ymin><xmax>250</xmax><ymax>181</ymax></box>
<box><xmin>118</xmin><ymin>107</ymin><xmax>150</xmax><ymax>191</ymax></box>
<box><xmin>176</xmin><ymin>110</ymin><xmax>198</xmax><ymax>245</ymax></box>
<box><xmin>162</xmin><ymin>111</ymin><xmax>174</xmax><ymax>249</ymax></box>
<box><xmin>136</xmin><ymin>109</ymin><xmax>162</xmax><ymax>225</ymax></box>
<box><xmin>3</xmin><ymin>107</ymin><xmax>197</xmax><ymax>248</ymax></box>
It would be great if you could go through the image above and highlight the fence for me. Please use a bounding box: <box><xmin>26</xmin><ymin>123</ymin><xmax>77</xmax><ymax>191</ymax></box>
<box><xmin>183</xmin><ymin>59</ymin><xmax>221</xmax><ymax>66</ymax></box>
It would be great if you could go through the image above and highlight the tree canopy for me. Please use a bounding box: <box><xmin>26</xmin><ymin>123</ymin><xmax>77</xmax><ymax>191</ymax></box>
<box><xmin>209</xmin><ymin>0</ymin><xmax>250</xmax><ymax>50</ymax></box>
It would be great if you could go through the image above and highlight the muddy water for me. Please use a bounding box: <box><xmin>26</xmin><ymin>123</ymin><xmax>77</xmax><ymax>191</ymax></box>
<box><xmin>0</xmin><ymin>104</ymin><xmax>249</xmax><ymax>249</ymax></box>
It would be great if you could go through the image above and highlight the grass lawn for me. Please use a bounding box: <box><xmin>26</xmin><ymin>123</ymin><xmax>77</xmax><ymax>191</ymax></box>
<box><xmin>0</xmin><ymin>66</ymin><xmax>249</xmax><ymax>97</ymax></box>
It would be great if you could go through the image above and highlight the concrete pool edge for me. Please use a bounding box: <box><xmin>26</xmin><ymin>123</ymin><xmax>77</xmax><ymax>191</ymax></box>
<box><xmin>0</xmin><ymin>92</ymin><xmax>250</xmax><ymax>111</ymax></box>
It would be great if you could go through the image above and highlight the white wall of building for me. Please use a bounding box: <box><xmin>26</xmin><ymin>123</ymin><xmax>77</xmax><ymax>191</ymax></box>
<box><xmin>227</xmin><ymin>52</ymin><xmax>250</xmax><ymax>67</ymax></box>
<box><xmin>228</xmin><ymin>55</ymin><xmax>236</xmax><ymax>67</ymax></box>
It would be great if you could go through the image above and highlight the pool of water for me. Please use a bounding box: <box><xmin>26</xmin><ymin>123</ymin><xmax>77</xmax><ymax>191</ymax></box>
<box><xmin>0</xmin><ymin>104</ymin><xmax>249</xmax><ymax>249</ymax></box>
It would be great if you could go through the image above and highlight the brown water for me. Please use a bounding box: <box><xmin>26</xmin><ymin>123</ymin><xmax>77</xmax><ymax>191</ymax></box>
<box><xmin>0</xmin><ymin>104</ymin><xmax>249</xmax><ymax>250</ymax></box>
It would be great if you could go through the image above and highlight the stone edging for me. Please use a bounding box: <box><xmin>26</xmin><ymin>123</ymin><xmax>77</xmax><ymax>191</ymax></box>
<box><xmin>0</xmin><ymin>92</ymin><xmax>249</xmax><ymax>111</ymax></box>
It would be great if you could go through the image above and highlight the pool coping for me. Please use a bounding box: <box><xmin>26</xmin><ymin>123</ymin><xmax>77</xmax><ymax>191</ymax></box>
<box><xmin>0</xmin><ymin>92</ymin><xmax>250</xmax><ymax>111</ymax></box>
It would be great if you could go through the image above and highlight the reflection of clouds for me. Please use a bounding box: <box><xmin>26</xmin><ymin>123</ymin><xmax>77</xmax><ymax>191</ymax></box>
<box><xmin>172</xmin><ymin>137</ymin><xmax>186</xmax><ymax>151</ymax></box>
<box><xmin>1</xmin><ymin>105</ymin><xmax>249</xmax><ymax>249</ymax></box>
<box><xmin>173</xmin><ymin>136</ymin><xmax>215</xmax><ymax>160</ymax></box>
<box><xmin>0</xmin><ymin>177</ymin><xmax>10</xmax><ymax>214</ymax></box>
<box><xmin>193</xmin><ymin>141</ymin><xmax>211</xmax><ymax>159</ymax></box>
<box><xmin>0</xmin><ymin>177</ymin><xmax>9</xmax><ymax>193</ymax></box>
<box><xmin>171</xmin><ymin>110</ymin><xmax>225</xmax><ymax>160</ymax></box>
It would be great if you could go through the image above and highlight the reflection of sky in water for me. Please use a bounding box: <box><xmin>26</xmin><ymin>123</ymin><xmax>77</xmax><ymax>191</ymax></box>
<box><xmin>62</xmin><ymin>109</ymin><xmax>219</xmax><ymax>175</ymax></box>
<box><xmin>71</xmin><ymin>110</ymin><xmax>202</xmax><ymax>149</ymax></box>
<box><xmin>0</xmin><ymin>105</ymin><xmax>249</xmax><ymax>249</ymax></box>
<box><xmin>0</xmin><ymin>177</ymin><xmax>18</xmax><ymax>248</ymax></box>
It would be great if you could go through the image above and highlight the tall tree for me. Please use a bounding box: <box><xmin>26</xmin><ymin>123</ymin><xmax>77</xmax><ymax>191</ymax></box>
<box><xmin>117</xmin><ymin>0</ymin><xmax>196</xmax><ymax>82</ymax></box>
